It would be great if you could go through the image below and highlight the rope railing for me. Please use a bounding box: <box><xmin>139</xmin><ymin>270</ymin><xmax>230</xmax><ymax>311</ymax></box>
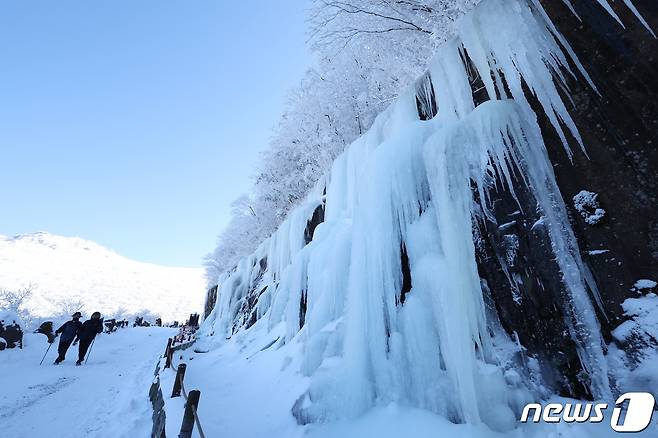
<box><xmin>165</xmin><ymin>330</ymin><xmax>207</xmax><ymax>438</ymax></box>
<box><xmin>177</xmin><ymin>370</ymin><xmax>206</xmax><ymax>438</ymax></box>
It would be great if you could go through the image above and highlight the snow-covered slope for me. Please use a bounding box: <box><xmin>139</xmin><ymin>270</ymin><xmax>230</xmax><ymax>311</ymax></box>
<box><xmin>0</xmin><ymin>232</ymin><xmax>205</xmax><ymax>322</ymax></box>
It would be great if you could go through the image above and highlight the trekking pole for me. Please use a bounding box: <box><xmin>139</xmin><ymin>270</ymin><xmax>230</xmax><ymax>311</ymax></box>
<box><xmin>40</xmin><ymin>342</ymin><xmax>54</xmax><ymax>365</ymax></box>
<box><xmin>84</xmin><ymin>338</ymin><xmax>96</xmax><ymax>364</ymax></box>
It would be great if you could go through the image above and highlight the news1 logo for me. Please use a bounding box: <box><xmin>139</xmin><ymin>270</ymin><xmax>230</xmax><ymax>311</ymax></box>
<box><xmin>520</xmin><ymin>392</ymin><xmax>655</xmax><ymax>432</ymax></box>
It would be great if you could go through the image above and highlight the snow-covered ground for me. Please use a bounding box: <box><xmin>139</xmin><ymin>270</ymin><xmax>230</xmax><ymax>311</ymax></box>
<box><xmin>169</xmin><ymin>318</ymin><xmax>658</xmax><ymax>438</ymax></box>
<box><xmin>2</xmin><ymin>322</ymin><xmax>656</xmax><ymax>438</ymax></box>
<box><xmin>0</xmin><ymin>328</ymin><xmax>174</xmax><ymax>438</ymax></box>
<box><xmin>0</xmin><ymin>232</ymin><xmax>206</xmax><ymax>322</ymax></box>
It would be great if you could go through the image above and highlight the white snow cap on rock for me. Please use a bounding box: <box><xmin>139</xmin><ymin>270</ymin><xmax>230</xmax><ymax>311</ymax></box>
<box><xmin>573</xmin><ymin>190</ymin><xmax>606</xmax><ymax>225</ymax></box>
<box><xmin>634</xmin><ymin>279</ymin><xmax>657</xmax><ymax>290</ymax></box>
<box><xmin>0</xmin><ymin>310</ymin><xmax>22</xmax><ymax>327</ymax></box>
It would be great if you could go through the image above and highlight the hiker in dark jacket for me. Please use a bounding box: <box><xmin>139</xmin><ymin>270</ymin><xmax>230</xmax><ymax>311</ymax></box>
<box><xmin>54</xmin><ymin>312</ymin><xmax>82</xmax><ymax>364</ymax></box>
<box><xmin>74</xmin><ymin>311</ymin><xmax>103</xmax><ymax>365</ymax></box>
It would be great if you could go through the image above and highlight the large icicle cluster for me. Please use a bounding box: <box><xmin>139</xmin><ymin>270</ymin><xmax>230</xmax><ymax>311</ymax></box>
<box><xmin>200</xmin><ymin>0</ymin><xmax>653</xmax><ymax>431</ymax></box>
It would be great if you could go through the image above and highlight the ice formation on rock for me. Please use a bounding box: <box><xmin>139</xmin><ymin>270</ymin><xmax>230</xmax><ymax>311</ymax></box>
<box><xmin>200</xmin><ymin>0</ymin><xmax>654</xmax><ymax>430</ymax></box>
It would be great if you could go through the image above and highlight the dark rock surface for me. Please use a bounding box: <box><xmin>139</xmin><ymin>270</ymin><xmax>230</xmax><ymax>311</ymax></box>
<box><xmin>536</xmin><ymin>0</ymin><xmax>658</xmax><ymax>327</ymax></box>
<box><xmin>304</xmin><ymin>203</ymin><xmax>326</xmax><ymax>245</ymax></box>
<box><xmin>470</xmin><ymin>0</ymin><xmax>658</xmax><ymax>398</ymax></box>
<box><xmin>0</xmin><ymin>319</ymin><xmax>23</xmax><ymax>350</ymax></box>
<box><xmin>204</xmin><ymin>285</ymin><xmax>218</xmax><ymax>319</ymax></box>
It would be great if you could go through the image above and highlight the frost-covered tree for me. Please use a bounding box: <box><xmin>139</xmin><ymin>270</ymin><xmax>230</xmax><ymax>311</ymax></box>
<box><xmin>0</xmin><ymin>285</ymin><xmax>33</xmax><ymax>313</ymax></box>
<box><xmin>54</xmin><ymin>297</ymin><xmax>85</xmax><ymax>318</ymax></box>
<box><xmin>309</xmin><ymin>0</ymin><xmax>480</xmax><ymax>48</ymax></box>
<box><xmin>0</xmin><ymin>284</ymin><xmax>35</xmax><ymax>327</ymax></box>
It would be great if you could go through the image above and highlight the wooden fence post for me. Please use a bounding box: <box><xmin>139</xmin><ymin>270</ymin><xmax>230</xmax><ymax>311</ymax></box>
<box><xmin>178</xmin><ymin>390</ymin><xmax>200</xmax><ymax>438</ymax></box>
<box><xmin>171</xmin><ymin>363</ymin><xmax>187</xmax><ymax>398</ymax></box>
<box><xmin>164</xmin><ymin>338</ymin><xmax>172</xmax><ymax>358</ymax></box>
<box><xmin>165</xmin><ymin>346</ymin><xmax>172</xmax><ymax>369</ymax></box>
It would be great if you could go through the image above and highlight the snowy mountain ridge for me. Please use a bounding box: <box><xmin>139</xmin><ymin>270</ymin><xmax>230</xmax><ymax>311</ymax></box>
<box><xmin>0</xmin><ymin>232</ymin><xmax>205</xmax><ymax>322</ymax></box>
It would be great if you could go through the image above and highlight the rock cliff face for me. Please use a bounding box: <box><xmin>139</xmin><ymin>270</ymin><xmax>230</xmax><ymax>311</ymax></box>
<box><xmin>201</xmin><ymin>0</ymin><xmax>657</xmax><ymax>429</ymax></box>
<box><xmin>539</xmin><ymin>0</ymin><xmax>657</xmax><ymax>324</ymax></box>
<box><xmin>472</xmin><ymin>0</ymin><xmax>657</xmax><ymax>399</ymax></box>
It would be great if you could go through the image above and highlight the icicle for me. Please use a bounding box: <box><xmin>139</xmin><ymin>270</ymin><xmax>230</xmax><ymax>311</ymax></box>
<box><xmin>593</xmin><ymin>0</ymin><xmax>625</xmax><ymax>27</ymax></box>
<box><xmin>560</xmin><ymin>0</ymin><xmax>581</xmax><ymax>20</ymax></box>
<box><xmin>621</xmin><ymin>0</ymin><xmax>656</xmax><ymax>38</ymax></box>
<box><xmin>561</xmin><ymin>0</ymin><xmax>656</xmax><ymax>37</ymax></box>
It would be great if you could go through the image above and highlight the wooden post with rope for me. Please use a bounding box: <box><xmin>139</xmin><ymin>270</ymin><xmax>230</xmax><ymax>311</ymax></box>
<box><xmin>178</xmin><ymin>390</ymin><xmax>201</xmax><ymax>438</ymax></box>
<box><xmin>164</xmin><ymin>337</ymin><xmax>172</xmax><ymax>358</ymax></box>
<box><xmin>165</xmin><ymin>343</ymin><xmax>173</xmax><ymax>369</ymax></box>
<box><xmin>159</xmin><ymin>328</ymin><xmax>206</xmax><ymax>437</ymax></box>
<box><xmin>171</xmin><ymin>364</ymin><xmax>187</xmax><ymax>398</ymax></box>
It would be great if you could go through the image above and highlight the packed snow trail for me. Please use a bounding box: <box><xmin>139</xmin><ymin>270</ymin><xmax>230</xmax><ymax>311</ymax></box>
<box><xmin>0</xmin><ymin>328</ymin><xmax>175</xmax><ymax>438</ymax></box>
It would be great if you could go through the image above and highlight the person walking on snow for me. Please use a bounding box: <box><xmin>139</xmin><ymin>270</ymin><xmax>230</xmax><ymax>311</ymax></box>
<box><xmin>74</xmin><ymin>311</ymin><xmax>103</xmax><ymax>365</ymax></box>
<box><xmin>54</xmin><ymin>312</ymin><xmax>82</xmax><ymax>364</ymax></box>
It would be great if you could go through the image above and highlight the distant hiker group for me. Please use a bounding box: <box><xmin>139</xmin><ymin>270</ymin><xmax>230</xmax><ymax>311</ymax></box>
<box><xmin>0</xmin><ymin>314</ymin><xmax>23</xmax><ymax>350</ymax></box>
<box><xmin>54</xmin><ymin>311</ymin><xmax>103</xmax><ymax>365</ymax></box>
<box><xmin>16</xmin><ymin>312</ymin><xmax>176</xmax><ymax>365</ymax></box>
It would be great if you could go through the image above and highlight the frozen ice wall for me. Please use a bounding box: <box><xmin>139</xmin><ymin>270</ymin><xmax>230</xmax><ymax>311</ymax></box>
<box><xmin>200</xmin><ymin>0</ymin><xmax>653</xmax><ymax>431</ymax></box>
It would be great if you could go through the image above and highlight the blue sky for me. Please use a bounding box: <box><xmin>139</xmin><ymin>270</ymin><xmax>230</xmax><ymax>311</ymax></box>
<box><xmin>0</xmin><ymin>0</ymin><xmax>311</xmax><ymax>267</ymax></box>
